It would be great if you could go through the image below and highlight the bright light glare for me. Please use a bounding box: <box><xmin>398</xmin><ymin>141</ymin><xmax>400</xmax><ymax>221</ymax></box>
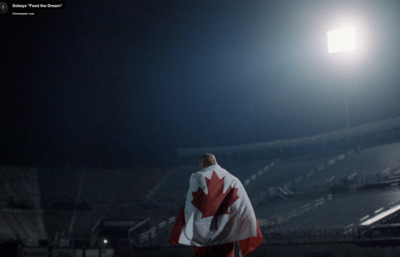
<box><xmin>327</xmin><ymin>26</ymin><xmax>356</xmax><ymax>54</ymax></box>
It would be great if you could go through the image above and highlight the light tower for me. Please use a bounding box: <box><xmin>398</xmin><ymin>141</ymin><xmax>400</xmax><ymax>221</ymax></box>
<box><xmin>327</xmin><ymin>26</ymin><xmax>356</xmax><ymax>54</ymax></box>
<box><xmin>327</xmin><ymin>26</ymin><xmax>357</xmax><ymax>128</ymax></box>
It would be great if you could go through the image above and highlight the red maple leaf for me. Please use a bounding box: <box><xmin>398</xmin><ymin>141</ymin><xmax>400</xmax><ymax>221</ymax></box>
<box><xmin>191</xmin><ymin>171</ymin><xmax>240</xmax><ymax>220</ymax></box>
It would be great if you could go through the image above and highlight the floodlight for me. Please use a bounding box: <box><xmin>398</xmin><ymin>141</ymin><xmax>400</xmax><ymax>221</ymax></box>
<box><xmin>327</xmin><ymin>26</ymin><xmax>356</xmax><ymax>54</ymax></box>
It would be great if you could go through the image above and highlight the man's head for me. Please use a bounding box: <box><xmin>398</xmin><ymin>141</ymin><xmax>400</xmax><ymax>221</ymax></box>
<box><xmin>199</xmin><ymin>153</ymin><xmax>217</xmax><ymax>169</ymax></box>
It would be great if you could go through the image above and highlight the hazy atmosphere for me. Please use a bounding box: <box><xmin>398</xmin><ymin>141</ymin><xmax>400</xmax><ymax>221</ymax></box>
<box><xmin>2</xmin><ymin>0</ymin><xmax>400</xmax><ymax>167</ymax></box>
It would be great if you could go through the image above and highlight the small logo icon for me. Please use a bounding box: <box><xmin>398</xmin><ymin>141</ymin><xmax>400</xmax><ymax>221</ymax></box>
<box><xmin>0</xmin><ymin>2</ymin><xmax>8</xmax><ymax>14</ymax></box>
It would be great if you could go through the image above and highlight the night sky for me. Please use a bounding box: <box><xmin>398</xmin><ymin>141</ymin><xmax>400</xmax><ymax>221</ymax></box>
<box><xmin>2</xmin><ymin>0</ymin><xmax>400</xmax><ymax>167</ymax></box>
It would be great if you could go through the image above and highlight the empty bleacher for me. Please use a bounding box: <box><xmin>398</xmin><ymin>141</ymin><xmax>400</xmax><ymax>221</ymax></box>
<box><xmin>133</xmin><ymin>141</ymin><xmax>400</xmax><ymax>248</ymax></box>
<box><xmin>37</xmin><ymin>166</ymin><xmax>167</xmax><ymax>245</ymax></box>
<box><xmin>3</xmin><ymin>118</ymin><xmax>400</xmax><ymax>256</ymax></box>
<box><xmin>0</xmin><ymin>166</ymin><xmax>46</xmax><ymax>243</ymax></box>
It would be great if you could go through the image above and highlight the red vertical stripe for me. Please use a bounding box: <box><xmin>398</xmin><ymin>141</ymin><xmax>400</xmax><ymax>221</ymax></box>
<box><xmin>168</xmin><ymin>205</ymin><xmax>185</xmax><ymax>245</ymax></box>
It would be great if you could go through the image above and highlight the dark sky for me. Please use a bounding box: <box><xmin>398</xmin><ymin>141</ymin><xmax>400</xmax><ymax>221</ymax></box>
<box><xmin>2</xmin><ymin>0</ymin><xmax>400</xmax><ymax>167</ymax></box>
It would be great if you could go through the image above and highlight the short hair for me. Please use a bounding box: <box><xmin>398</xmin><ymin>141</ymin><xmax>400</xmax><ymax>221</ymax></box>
<box><xmin>199</xmin><ymin>153</ymin><xmax>217</xmax><ymax>167</ymax></box>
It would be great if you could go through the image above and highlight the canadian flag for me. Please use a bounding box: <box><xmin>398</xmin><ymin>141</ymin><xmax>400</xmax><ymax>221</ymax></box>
<box><xmin>169</xmin><ymin>164</ymin><xmax>263</xmax><ymax>256</ymax></box>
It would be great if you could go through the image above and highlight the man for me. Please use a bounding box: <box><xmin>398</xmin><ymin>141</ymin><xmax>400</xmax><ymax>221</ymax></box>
<box><xmin>169</xmin><ymin>154</ymin><xmax>263</xmax><ymax>257</ymax></box>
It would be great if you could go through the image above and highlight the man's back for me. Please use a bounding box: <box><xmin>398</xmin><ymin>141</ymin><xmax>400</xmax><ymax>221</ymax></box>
<box><xmin>169</xmin><ymin>154</ymin><xmax>263</xmax><ymax>256</ymax></box>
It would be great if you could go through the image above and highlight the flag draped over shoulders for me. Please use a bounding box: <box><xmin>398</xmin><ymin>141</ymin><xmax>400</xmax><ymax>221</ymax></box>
<box><xmin>169</xmin><ymin>165</ymin><xmax>263</xmax><ymax>256</ymax></box>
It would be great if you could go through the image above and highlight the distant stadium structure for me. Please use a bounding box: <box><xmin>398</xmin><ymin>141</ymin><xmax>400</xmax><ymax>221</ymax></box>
<box><xmin>177</xmin><ymin>117</ymin><xmax>400</xmax><ymax>164</ymax></box>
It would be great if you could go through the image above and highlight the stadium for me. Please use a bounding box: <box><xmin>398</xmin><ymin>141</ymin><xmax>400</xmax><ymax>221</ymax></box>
<box><xmin>3</xmin><ymin>0</ymin><xmax>400</xmax><ymax>256</ymax></box>
<box><xmin>2</xmin><ymin>117</ymin><xmax>400</xmax><ymax>257</ymax></box>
